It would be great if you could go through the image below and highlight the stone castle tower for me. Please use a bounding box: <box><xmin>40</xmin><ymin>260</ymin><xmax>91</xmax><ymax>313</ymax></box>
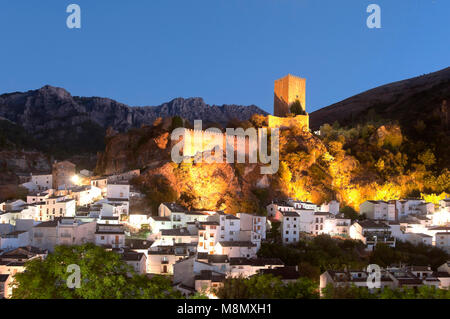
<box><xmin>274</xmin><ymin>74</ymin><xmax>306</xmax><ymax>117</ymax></box>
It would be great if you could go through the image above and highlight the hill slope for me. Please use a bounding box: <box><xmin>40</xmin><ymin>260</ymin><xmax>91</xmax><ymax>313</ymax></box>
<box><xmin>310</xmin><ymin>67</ymin><xmax>450</xmax><ymax>130</ymax></box>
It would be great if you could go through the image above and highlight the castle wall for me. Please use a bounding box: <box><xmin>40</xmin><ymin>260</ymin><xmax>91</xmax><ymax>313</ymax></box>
<box><xmin>179</xmin><ymin>129</ymin><xmax>258</xmax><ymax>159</ymax></box>
<box><xmin>267</xmin><ymin>114</ymin><xmax>309</xmax><ymax>130</ymax></box>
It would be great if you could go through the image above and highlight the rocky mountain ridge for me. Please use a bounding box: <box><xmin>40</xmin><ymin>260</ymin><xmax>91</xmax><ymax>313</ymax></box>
<box><xmin>0</xmin><ymin>85</ymin><xmax>268</xmax><ymax>133</ymax></box>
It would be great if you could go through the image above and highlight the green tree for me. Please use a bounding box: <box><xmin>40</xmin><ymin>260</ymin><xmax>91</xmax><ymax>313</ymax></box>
<box><xmin>170</xmin><ymin>116</ymin><xmax>184</xmax><ymax>131</ymax></box>
<box><xmin>11</xmin><ymin>244</ymin><xmax>181</xmax><ymax>299</ymax></box>
<box><xmin>340</xmin><ymin>206</ymin><xmax>359</xmax><ymax>222</ymax></box>
<box><xmin>418</xmin><ymin>149</ymin><xmax>436</xmax><ymax>167</ymax></box>
<box><xmin>216</xmin><ymin>275</ymin><xmax>318</xmax><ymax>299</ymax></box>
<box><xmin>323</xmin><ymin>284</ymin><xmax>450</xmax><ymax>299</ymax></box>
<box><xmin>145</xmin><ymin>175</ymin><xmax>178</xmax><ymax>212</ymax></box>
<box><xmin>290</xmin><ymin>100</ymin><xmax>305</xmax><ymax>116</ymax></box>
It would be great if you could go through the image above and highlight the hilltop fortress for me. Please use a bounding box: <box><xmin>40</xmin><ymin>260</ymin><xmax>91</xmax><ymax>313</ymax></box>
<box><xmin>177</xmin><ymin>74</ymin><xmax>310</xmax><ymax>158</ymax></box>
<box><xmin>269</xmin><ymin>74</ymin><xmax>309</xmax><ymax>130</ymax></box>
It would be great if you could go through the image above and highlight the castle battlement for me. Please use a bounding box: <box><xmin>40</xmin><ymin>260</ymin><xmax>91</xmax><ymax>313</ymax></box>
<box><xmin>270</xmin><ymin>74</ymin><xmax>309</xmax><ymax>130</ymax></box>
<box><xmin>177</xmin><ymin>128</ymin><xmax>259</xmax><ymax>157</ymax></box>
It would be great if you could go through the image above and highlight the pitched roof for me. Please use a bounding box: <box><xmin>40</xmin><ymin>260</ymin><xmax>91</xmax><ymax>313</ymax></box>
<box><xmin>149</xmin><ymin>216</ymin><xmax>170</xmax><ymax>222</ymax></box>
<box><xmin>218</xmin><ymin>241</ymin><xmax>257</xmax><ymax>247</ymax></box>
<box><xmin>281</xmin><ymin>211</ymin><xmax>299</xmax><ymax>217</ymax></box>
<box><xmin>230</xmin><ymin>257</ymin><xmax>284</xmax><ymax>266</ymax></box>
<box><xmin>161</xmin><ymin>203</ymin><xmax>187</xmax><ymax>212</ymax></box>
<box><xmin>161</xmin><ymin>228</ymin><xmax>193</xmax><ymax>236</ymax></box>
<box><xmin>34</xmin><ymin>219</ymin><xmax>61</xmax><ymax>228</ymax></box>
<box><xmin>358</xmin><ymin>220</ymin><xmax>389</xmax><ymax>229</ymax></box>
<box><xmin>122</xmin><ymin>251</ymin><xmax>145</xmax><ymax>262</ymax></box>
<box><xmin>125</xmin><ymin>239</ymin><xmax>153</xmax><ymax>250</ymax></box>
<box><xmin>207</xmin><ymin>255</ymin><xmax>229</xmax><ymax>264</ymax></box>
<box><xmin>0</xmin><ymin>274</ymin><xmax>10</xmax><ymax>282</ymax></box>
<box><xmin>194</xmin><ymin>270</ymin><xmax>226</xmax><ymax>282</ymax></box>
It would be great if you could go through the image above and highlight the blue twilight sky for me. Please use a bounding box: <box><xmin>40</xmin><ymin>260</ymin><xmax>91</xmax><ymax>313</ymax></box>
<box><xmin>0</xmin><ymin>0</ymin><xmax>448</xmax><ymax>114</ymax></box>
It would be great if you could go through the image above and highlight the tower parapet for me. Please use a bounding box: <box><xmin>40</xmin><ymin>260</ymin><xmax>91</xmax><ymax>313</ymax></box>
<box><xmin>270</xmin><ymin>74</ymin><xmax>309</xmax><ymax>130</ymax></box>
<box><xmin>274</xmin><ymin>74</ymin><xmax>306</xmax><ymax>117</ymax></box>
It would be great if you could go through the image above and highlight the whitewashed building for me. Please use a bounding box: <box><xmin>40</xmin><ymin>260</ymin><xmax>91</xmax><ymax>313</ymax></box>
<box><xmin>360</xmin><ymin>200</ymin><xmax>396</xmax><ymax>221</ymax></box>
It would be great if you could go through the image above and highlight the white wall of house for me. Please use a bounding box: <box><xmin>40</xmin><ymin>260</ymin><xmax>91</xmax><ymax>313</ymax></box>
<box><xmin>435</xmin><ymin>233</ymin><xmax>450</xmax><ymax>253</ymax></box>
<box><xmin>281</xmin><ymin>214</ymin><xmax>300</xmax><ymax>244</ymax></box>
<box><xmin>214</xmin><ymin>243</ymin><xmax>257</xmax><ymax>258</ymax></box>
<box><xmin>0</xmin><ymin>231</ymin><xmax>30</xmax><ymax>251</ymax></box>
<box><xmin>31</xmin><ymin>174</ymin><xmax>52</xmax><ymax>190</ymax></box>
<box><xmin>107</xmin><ymin>184</ymin><xmax>130</xmax><ymax>200</ymax></box>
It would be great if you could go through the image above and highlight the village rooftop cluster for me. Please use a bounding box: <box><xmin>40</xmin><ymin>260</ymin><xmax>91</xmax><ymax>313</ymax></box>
<box><xmin>0</xmin><ymin>160</ymin><xmax>449</xmax><ymax>298</ymax></box>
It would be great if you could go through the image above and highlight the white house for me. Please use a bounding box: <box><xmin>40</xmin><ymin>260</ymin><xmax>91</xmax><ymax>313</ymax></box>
<box><xmin>237</xmin><ymin>213</ymin><xmax>266</xmax><ymax>240</ymax></box>
<box><xmin>214</xmin><ymin>241</ymin><xmax>258</xmax><ymax>258</ymax></box>
<box><xmin>149</xmin><ymin>216</ymin><xmax>172</xmax><ymax>234</ymax></box>
<box><xmin>35</xmin><ymin>197</ymin><xmax>76</xmax><ymax>221</ymax></box>
<box><xmin>266</xmin><ymin>201</ymin><xmax>296</xmax><ymax>219</ymax></box>
<box><xmin>95</xmin><ymin>224</ymin><xmax>125</xmax><ymax>249</ymax></box>
<box><xmin>320</xmin><ymin>269</ymin><xmax>395</xmax><ymax>296</ymax></box>
<box><xmin>70</xmin><ymin>185</ymin><xmax>102</xmax><ymax>206</ymax></box>
<box><xmin>393</xmin><ymin>199</ymin><xmax>429</xmax><ymax>219</ymax></box>
<box><xmin>349</xmin><ymin>220</ymin><xmax>396</xmax><ymax>251</ymax></box>
<box><xmin>323</xmin><ymin>214</ymin><xmax>351</xmax><ymax>237</ymax></box>
<box><xmin>435</xmin><ymin>232</ymin><xmax>450</xmax><ymax>253</ymax></box>
<box><xmin>32</xmin><ymin>217</ymin><xmax>96</xmax><ymax>252</ymax></box>
<box><xmin>26</xmin><ymin>191</ymin><xmax>51</xmax><ymax>204</ymax></box>
<box><xmin>279</xmin><ymin>211</ymin><xmax>300</xmax><ymax>244</ymax></box>
<box><xmin>360</xmin><ymin>200</ymin><xmax>396</xmax><ymax>221</ymax></box>
<box><xmin>0</xmin><ymin>231</ymin><xmax>30</xmax><ymax>251</ymax></box>
<box><xmin>121</xmin><ymin>250</ymin><xmax>147</xmax><ymax>275</ymax></box>
<box><xmin>160</xmin><ymin>227</ymin><xmax>198</xmax><ymax>245</ymax></box>
<box><xmin>91</xmin><ymin>177</ymin><xmax>108</xmax><ymax>196</ymax></box>
<box><xmin>148</xmin><ymin>245</ymin><xmax>189</xmax><ymax>274</ymax></box>
<box><xmin>106</xmin><ymin>183</ymin><xmax>130</xmax><ymax>200</ymax></box>
<box><xmin>321</xmin><ymin>200</ymin><xmax>340</xmax><ymax>215</ymax></box>
<box><xmin>128</xmin><ymin>213</ymin><xmax>150</xmax><ymax>229</ymax></box>
<box><xmin>287</xmin><ymin>199</ymin><xmax>318</xmax><ymax>211</ymax></box>
<box><xmin>228</xmin><ymin>257</ymin><xmax>285</xmax><ymax>278</ymax></box>
<box><xmin>197</xmin><ymin>222</ymin><xmax>220</xmax><ymax>254</ymax></box>
<box><xmin>30</xmin><ymin>174</ymin><xmax>53</xmax><ymax>191</ymax></box>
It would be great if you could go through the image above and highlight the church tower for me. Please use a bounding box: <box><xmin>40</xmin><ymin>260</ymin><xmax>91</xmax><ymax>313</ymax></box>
<box><xmin>274</xmin><ymin>74</ymin><xmax>306</xmax><ymax>117</ymax></box>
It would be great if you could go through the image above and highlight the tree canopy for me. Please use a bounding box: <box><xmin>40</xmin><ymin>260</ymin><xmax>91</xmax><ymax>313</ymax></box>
<box><xmin>322</xmin><ymin>284</ymin><xmax>450</xmax><ymax>299</ymax></box>
<box><xmin>11</xmin><ymin>244</ymin><xmax>181</xmax><ymax>299</ymax></box>
<box><xmin>216</xmin><ymin>274</ymin><xmax>319</xmax><ymax>299</ymax></box>
<box><xmin>290</xmin><ymin>100</ymin><xmax>306</xmax><ymax>116</ymax></box>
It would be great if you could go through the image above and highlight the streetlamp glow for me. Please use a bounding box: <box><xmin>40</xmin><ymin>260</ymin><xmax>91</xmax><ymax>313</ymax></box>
<box><xmin>71</xmin><ymin>175</ymin><xmax>80</xmax><ymax>185</ymax></box>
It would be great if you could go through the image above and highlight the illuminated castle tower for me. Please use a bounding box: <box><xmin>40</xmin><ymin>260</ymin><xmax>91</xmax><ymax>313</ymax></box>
<box><xmin>274</xmin><ymin>74</ymin><xmax>306</xmax><ymax>117</ymax></box>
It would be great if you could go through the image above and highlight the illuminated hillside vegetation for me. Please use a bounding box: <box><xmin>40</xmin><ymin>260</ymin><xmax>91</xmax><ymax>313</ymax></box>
<box><xmin>102</xmin><ymin>114</ymin><xmax>449</xmax><ymax>214</ymax></box>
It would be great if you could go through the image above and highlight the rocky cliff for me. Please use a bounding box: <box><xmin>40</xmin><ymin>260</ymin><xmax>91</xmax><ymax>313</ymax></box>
<box><xmin>0</xmin><ymin>85</ymin><xmax>267</xmax><ymax>157</ymax></box>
